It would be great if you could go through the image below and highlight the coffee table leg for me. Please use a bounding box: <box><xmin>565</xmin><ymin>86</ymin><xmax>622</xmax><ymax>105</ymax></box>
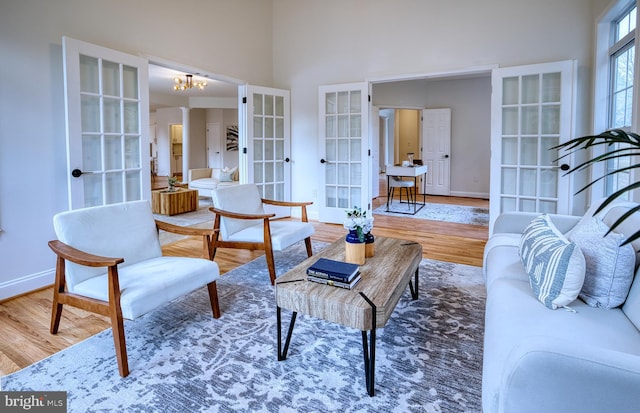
<box><xmin>277</xmin><ymin>306</ymin><xmax>297</xmax><ymax>361</ymax></box>
<box><xmin>409</xmin><ymin>267</ymin><xmax>419</xmax><ymax>300</ymax></box>
<box><xmin>361</xmin><ymin>329</ymin><xmax>376</xmax><ymax>397</ymax></box>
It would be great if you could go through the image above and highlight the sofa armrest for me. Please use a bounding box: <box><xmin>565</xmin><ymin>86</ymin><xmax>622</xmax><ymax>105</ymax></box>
<box><xmin>189</xmin><ymin>168</ymin><xmax>213</xmax><ymax>182</ymax></box>
<box><xmin>498</xmin><ymin>338</ymin><xmax>640</xmax><ymax>413</ymax></box>
<box><xmin>493</xmin><ymin>212</ymin><xmax>580</xmax><ymax>235</ymax></box>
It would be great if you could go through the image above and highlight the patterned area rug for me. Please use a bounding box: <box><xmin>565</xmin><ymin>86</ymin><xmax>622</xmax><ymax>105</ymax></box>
<box><xmin>154</xmin><ymin>198</ymin><xmax>214</xmax><ymax>245</ymax></box>
<box><xmin>1</xmin><ymin>242</ymin><xmax>486</xmax><ymax>412</ymax></box>
<box><xmin>373</xmin><ymin>201</ymin><xmax>489</xmax><ymax>226</ymax></box>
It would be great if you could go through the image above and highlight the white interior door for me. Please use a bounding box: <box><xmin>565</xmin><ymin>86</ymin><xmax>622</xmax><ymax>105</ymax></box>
<box><xmin>370</xmin><ymin>105</ymin><xmax>380</xmax><ymax>198</ymax></box>
<box><xmin>206</xmin><ymin>122</ymin><xmax>222</xmax><ymax>169</ymax></box>
<box><xmin>318</xmin><ymin>82</ymin><xmax>370</xmax><ymax>223</ymax></box>
<box><xmin>490</xmin><ymin>60</ymin><xmax>576</xmax><ymax>233</ymax></box>
<box><xmin>422</xmin><ymin>108</ymin><xmax>451</xmax><ymax>195</ymax></box>
<box><xmin>63</xmin><ymin>36</ymin><xmax>150</xmax><ymax>209</ymax></box>
<box><xmin>239</xmin><ymin>85</ymin><xmax>291</xmax><ymax>201</ymax></box>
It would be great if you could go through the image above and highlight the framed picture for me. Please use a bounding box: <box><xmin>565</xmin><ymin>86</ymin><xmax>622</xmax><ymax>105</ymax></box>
<box><xmin>226</xmin><ymin>125</ymin><xmax>238</xmax><ymax>151</ymax></box>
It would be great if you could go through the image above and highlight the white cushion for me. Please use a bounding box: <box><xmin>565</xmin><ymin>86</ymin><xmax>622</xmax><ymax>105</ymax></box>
<box><xmin>519</xmin><ymin>214</ymin><xmax>586</xmax><ymax>310</ymax></box>
<box><xmin>212</xmin><ymin>184</ymin><xmax>265</xmax><ymax>238</ymax></box>
<box><xmin>72</xmin><ymin>256</ymin><xmax>219</xmax><ymax>319</ymax></box>
<box><xmin>228</xmin><ymin>221</ymin><xmax>314</xmax><ymax>250</ymax></box>
<box><xmin>190</xmin><ymin>178</ymin><xmax>219</xmax><ymax>189</ymax></box>
<box><xmin>53</xmin><ymin>201</ymin><xmax>162</xmax><ymax>288</ymax></box>
<box><xmin>568</xmin><ymin>217</ymin><xmax>636</xmax><ymax>309</ymax></box>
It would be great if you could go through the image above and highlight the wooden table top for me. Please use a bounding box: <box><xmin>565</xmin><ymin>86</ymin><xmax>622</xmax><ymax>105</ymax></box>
<box><xmin>275</xmin><ymin>236</ymin><xmax>422</xmax><ymax>331</ymax></box>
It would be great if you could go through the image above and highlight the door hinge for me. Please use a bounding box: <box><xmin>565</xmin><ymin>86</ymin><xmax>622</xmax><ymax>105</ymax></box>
<box><xmin>368</xmin><ymin>149</ymin><xmax>371</xmax><ymax>156</ymax></box>
<box><xmin>242</xmin><ymin>97</ymin><xmax>247</xmax><ymax>104</ymax></box>
<box><xmin>368</xmin><ymin>202</ymin><xmax>371</xmax><ymax>210</ymax></box>
<box><xmin>368</xmin><ymin>94</ymin><xmax>371</xmax><ymax>102</ymax></box>
<box><xmin>243</xmin><ymin>147</ymin><xmax>247</xmax><ymax>154</ymax></box>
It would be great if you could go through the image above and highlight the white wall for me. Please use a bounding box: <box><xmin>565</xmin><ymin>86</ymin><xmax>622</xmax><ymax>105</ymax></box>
<box><xmin>0</xmin><ymin>0</ymin><xmax>273</xmax><ymax>300</ymax></box>
<box><xmin>272</xmin><ymin>0</ymin><xmax>609</xmax><ymax>216</ymax></box>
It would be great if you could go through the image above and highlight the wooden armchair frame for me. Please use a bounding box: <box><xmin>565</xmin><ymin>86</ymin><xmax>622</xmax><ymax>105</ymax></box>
<box><xmin>209</xmin><ymin>199</ymin><xmax>313</xmax><ymax>285</ymax></box>
<box><xmin>48</xmin><ymin>221</ymin><xmax>220</xmax><ymax>377</ymax></box>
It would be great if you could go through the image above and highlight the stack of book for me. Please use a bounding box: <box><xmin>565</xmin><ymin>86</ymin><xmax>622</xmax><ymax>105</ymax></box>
<box><xmin>306</xmin><ymin>257</ymin><xmax>361</xmax><ymax>289</ymax></box>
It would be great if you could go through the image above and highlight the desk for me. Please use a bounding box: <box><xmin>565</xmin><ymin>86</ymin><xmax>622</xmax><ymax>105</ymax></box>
<box><xmin>385</xmin><ymin>165</ymin><xmax>428</xmax><ymax>215</ymax></box>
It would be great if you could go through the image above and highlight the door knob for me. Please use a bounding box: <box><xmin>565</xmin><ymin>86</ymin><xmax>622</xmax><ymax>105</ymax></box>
<box><xmin>560</xmin><ymin>164</ymin><xmax>570</xmax><ymax>171</ymax></box>
<box><xmin>320</xmin><ymin>159</ymin><xmax>326</xmax><ymax>164</ymax></box>
<box><xmin>285</xmin><ymin>157</ymin><xmax>290</xmax><ymax>162</ymax></box>
<box><xmin>71</xmin><ymin>168</ymin><xmax>90</xmax><ymax>178</ymax></box>
<box><xmin>444</xmin><ymin>154</ymin><xmax>449</xmax><ymax>158</ymax></box>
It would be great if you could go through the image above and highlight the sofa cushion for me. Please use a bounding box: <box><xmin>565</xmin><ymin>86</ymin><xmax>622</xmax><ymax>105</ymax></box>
<box><xmin>519</xmin><ymin>214</ymin><xmax>586</xmax><ymax>309</ymax></box>
<box><xmin>568</xmin><ymin>217</ymin><xmax>636</xmax><ymax>309</ymax></box>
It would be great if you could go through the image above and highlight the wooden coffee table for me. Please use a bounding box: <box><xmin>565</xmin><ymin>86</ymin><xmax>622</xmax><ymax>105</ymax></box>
<box><xmin>275</xmin><ymin>236</ymin><xmax>422</xmax><ymax>396</ymax></box>
<box><xmin>151</xmin><ymin>188</ymin><xmax>198</xmax><ymax>216</ymax></box>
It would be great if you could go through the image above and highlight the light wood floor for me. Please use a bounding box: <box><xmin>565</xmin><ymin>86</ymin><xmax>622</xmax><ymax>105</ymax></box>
<box><xmin>0</xmin><ymin>185</ymin><xmax>488</xmax><ymax>377</ymax></box>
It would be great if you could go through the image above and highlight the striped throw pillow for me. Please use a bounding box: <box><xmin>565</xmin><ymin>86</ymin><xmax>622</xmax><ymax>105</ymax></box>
<box><xmin>519</xmin><ymin>214</ymin><xmax>586</xmax><ymax>310</ymax></box>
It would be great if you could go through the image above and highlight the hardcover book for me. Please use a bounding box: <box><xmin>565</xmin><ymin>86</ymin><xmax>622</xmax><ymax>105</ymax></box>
<box><xmin>306</xmin><ymin>258</ymin><xmax>360</xmax><ymax>282</ymax></box>
<box><xmin>307</xmin><ymin>273</ymin><xmax>361</xmax><ymax>290</ymax></box>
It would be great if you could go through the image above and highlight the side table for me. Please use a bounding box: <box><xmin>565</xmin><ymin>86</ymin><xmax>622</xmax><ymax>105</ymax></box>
<box><xmin>151</xmin><ymin>188</ymin><xmax>198</xmax><ymax>215</ymax></box>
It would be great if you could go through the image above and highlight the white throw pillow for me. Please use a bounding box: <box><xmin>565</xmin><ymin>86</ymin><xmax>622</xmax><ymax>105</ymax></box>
<box><xmin>568</xmin><ymin>217</ymin><xmax>636</xmax><ymax>309</ymax></box>
<box><xmin>519</xmin><ymin>214</ymin><xmax>586</xmax><ymax>310</ymax></box>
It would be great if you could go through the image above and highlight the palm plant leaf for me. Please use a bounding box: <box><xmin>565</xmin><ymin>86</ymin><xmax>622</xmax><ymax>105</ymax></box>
<box><xmin>552</xmin><ymin>129</ymin><xmax>640</xmax><ymax>246</ymax></box>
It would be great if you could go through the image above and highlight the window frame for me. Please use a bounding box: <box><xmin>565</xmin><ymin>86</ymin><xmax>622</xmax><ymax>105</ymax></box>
<box><xmin>592</xmin><ymin>0</ymin><xmax>639</xmax><ymax>203</ymax></box>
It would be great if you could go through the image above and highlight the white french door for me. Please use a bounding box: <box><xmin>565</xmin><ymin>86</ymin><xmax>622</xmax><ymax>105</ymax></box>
<box><xmin>63</xmin><ymin>37</ymin><xmax>150</xmax><ymax>210</ymax></box>
<box><xmin>318</xmin><ymin>82</ymin><xmax>370</xmax><ymax>223</ymax></box>
<box><xmin>238</xmin><ymin>85</ymin><xmax>291</xmax><ymax>201</ymax></box>
<box><xmin>490</xmin><ymin>60</ymin><xmax>576</xmax><ymax>232</ymax></box>
<box><xmin>422</xmin><ymin>108</ymin><xmax>451</xmax><ymax>195</ymax></box>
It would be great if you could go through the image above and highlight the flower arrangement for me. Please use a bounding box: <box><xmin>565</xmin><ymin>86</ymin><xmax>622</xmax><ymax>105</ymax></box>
<box><xmin>167</xmin><ymin>176</ymin><xmax>178</xmax><ymax>191</ymax></box>
<box><xmin>343</xmin><ymin>206</ymin><xmax>374</xmax><ymax>242</ymax></box>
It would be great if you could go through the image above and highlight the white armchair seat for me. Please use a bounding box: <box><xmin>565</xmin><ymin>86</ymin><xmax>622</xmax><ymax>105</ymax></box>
<box><xmin>72</xmin><ymin>256</ymin><xmax>218</xmax><ymax>320</ymax></box>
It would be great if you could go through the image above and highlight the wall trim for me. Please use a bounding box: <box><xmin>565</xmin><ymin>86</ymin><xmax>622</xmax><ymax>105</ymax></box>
<box><xmin>449</xmin><ymin>191</ymin><xmax>489</xmax><ymax>200</ymax></box>
<box><xmin>0</xmin><ymin>268</ymin><xmax>54</xmax><ymax>301</ymax></box>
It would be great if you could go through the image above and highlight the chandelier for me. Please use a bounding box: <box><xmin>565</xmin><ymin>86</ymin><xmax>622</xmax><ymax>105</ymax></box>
<box><xmin>173</xmin><ymin>74</ymin><xmax>207</xmax><ymax>91</ymax></box>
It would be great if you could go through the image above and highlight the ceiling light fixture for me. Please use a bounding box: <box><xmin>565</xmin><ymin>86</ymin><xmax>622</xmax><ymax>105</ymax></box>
<box><xmin>173</xmin><ymin>74</ymin><xmax>207</xmax><ymax>91</ymax></box>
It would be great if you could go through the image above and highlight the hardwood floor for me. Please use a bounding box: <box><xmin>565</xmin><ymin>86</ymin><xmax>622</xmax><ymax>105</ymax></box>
<box><xmin>0</xmin><ymin>184</ymin><xmax>488</xmax><ymax>376</ymax></box>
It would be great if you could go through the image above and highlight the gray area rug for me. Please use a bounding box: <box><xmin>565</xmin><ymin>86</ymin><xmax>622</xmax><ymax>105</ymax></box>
<box><xmin>1</xmin><ymin>242</ymin><xmax>486</xmax><ymax>412</ymax></box>
<box><xmin>373</xmin><ymin>201</ymin><xmax>489</xmax><ymax>226</ymax></box>
<box><xmin>154</xmin><ymin>198</ymin><xmax>214</xmax><ymax>245</ymax></box>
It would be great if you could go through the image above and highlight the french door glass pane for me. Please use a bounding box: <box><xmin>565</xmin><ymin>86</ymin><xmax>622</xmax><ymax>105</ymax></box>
<box><xmin>125</xmin><ymin>136</ymin><xmax>140</xmax><ymax>169</ymax></box>
<box><xmin>541</xmin><ymin>105</ymin><xmax>560</xmax><ymax>134</ymax></box>
<box><xmin>326</xmin><ymin>93</ymin><xmax>337</xmax><ymax>114</ymax></box>
<box><xmin>501</xmin><ymin>197</ymin><xmax>516</xmax><ymax>211</ymax></box>
<box><xmin>540</xmin><ymin>169</ymin><xmax>558</xmax><ymax>197</ymax></box>
<box><xmin>522</xmin><ymin>75</ymin><xmax>539</xmax><ymax>104</ymax></box>
<box><xmin>83</xmin><ymin>174</ymin><xmax>103</xmax><ymax>207</ymax></box>
<box><xmin>502</xmin><ymin>77</ymin><xmax>519</xmax><ymax>105</ymax></box>
<box><xmin>102</xmin><ymin>60</ymin><xmax>120</xmax><ymax>96</ymax></box>
<box><xmin>80</xmin><ymin>55</ymin><xmax>99</xmax><ymax>93</ymax></box>
<box><xmin>519</xmin><ymin>199</ymin><xmax>536</xmax><ymax>212</ymax></box>
<box><xmin>126</xmin><ymin>171</ymin><xmax>141</xmax><ymax>200</ymax></box>
<box><xmin>542</xmin><ymin>73</ymin><xmax>561</xmax><ymax>102</ymax></box>
<box><xmin>519</xmin><ymin>169</ymin><xmax>537</xmax><ymax>196</ymax></box>
<box><xmin>541</xmin><ymin>137</ymin><xmax>559</xmax><ymax>166</ymax></box>
<box><xmin>122</xmin><ymin>65</ymin><xmax>138</xmax><ymax>99</ymax></box>
<box><xmin>265</xmin><ymin>118</ymin><xmax>274</xmax><ymax>138</ymax></box>
<box><xmin>326</xmin><ymin>139</ymin><xmax>336</xmax><ymax>162</ymax></box>
<box><xmin>502</xmin><ymin>137</ymin><xmax>517</xmax><ymax>164</ymax></box>
<box><xmin>82</xmin><ymin>135</ymin><xmax>101</xmax><ymax>171</ymax></box>
<box><xmin>254</xmin><ymin>117</ymin><xmax>263</xmax><ymax>137</ymax></box>
<box><xmin>264</xmin><ymin>95</ymin><xmax>274</xmax><ymax>116</ymax></box>
<box><xmin>105</xmin><ymin>136</ymin><xmax>122</xmax><ymax>170</ymax></box>
<box><xmin>521</xmin><ymin>107</ymin><xmax>538</xmax><ymax>134</ymax></box>
<box><xmin>253</xmin><ymin>139</ymin><xmax>263</xmax><ymax>160</ymax></box>
<box><xmin>81</xmin><ymin>96</ymin><xmax>100</xmax><ymax>132</ymax></box>
<box><xmin>124</xmin><ymin>102</ymin><xmax>139</xmax><ymax>133</ymax></box>
<box><xmin>275</xmin><ymin>96</ymin><xmax>284</xmax><ymax>116</ymax></box>
<box><xmin>326</xmin><ymin>186</ymin><xmax>336</xmax><ymax>207</ymax></box>
<box><xmin>326</xmin><ymin>163</ymin><xmax>336</xmax><ymax>185</ymax></box>
<box><xmin>520</xmin><ymin>138</ymin><xmax>538</xmax><ymax>165</ymax></box>
<box><xmin>253</xmin><ymin>94</ymin><xmax>263</xmax><ymax>115</ymax></box>
<box><xmin>501</xmin><ymin>168</ymin><xmax>517</xmax><ymax>194</ymax></box>
<box><xmin>254</xmin><ymin>162</ymin><xmax>263</xmax><ymax>183</ymax></box>
<box><xmin>502</xmin><ymin>108</ymin><xmax>518</xmax><ymax>135</ymax></box>
<box><xmin>103</xmin><ymin>98</ymin><xmax>121</xmax><ymax>133</ymax></box>
<box><xmin>105</xmin><ymin>172</ymin><xmax>123</xmax><ymax>204</ymax></box>
<box><xmin>539</xmin><ymin>200</ymin><xmax>557</xmax><ymax>213</ymax></box>
<box><xmin>276</xmin><ymin>118</ymin><xmax>284</xmax><ymax>138</ymax></box>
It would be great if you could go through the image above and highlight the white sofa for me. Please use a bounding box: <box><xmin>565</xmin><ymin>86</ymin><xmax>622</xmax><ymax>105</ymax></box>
<box><xmin>188</xmin><ymin>167</ymin><xmax>239</xmax><ymax>197</ymax></box>
<box><xmin>482</xmin><ymin>200</ymin><xmax>640</xmax><ymax>413</ymax></box>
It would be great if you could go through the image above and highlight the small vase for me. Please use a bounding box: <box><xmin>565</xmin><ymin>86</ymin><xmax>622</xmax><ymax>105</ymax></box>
<box><xmin>365</xmin><ymin>232</ymin><xmax>375</xmax><ymax>258</ymax></box>
<box><xmin>345</xmin><ymin>229</ymin><xmax>365</xmax><ymax>265</ymax></box>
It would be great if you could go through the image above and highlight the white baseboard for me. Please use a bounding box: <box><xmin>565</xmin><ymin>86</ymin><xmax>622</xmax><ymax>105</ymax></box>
<box><xmin>449</xmin><ymin>191</ymin><xmax>489</xmax><ymax>199</ymax></box>
<box><xmin>0</xmin><ymin>268</ymin><xmax>54</xmax><ymax>301</ymax></box>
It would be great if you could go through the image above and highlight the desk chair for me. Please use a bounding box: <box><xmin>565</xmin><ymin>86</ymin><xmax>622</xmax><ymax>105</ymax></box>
<box><xmin>388</xmin><ymin>176</ymin><xmax>415</xmax><ymax>207</ymax></box>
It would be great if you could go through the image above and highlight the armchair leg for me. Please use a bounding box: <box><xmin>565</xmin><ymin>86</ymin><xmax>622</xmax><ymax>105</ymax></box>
<box><xmin>304</xmin><ymin>238</ymin><xmax>313</xmax><ymax>257</ymax></box>
<box><xmin>266</xmin><ymin>248</ymin><xmax>277</xmax><ymax>285</ymax></box>
<box><xmin>110</xmin><ymin>308</ymin><xmax>129</xmax><ymax>377</ymax></box>
<box><xmin>207</xmin><ymin>281</ymin><xmax>221</xmax><ymax>319</ymax></box>
<box><xmin>50</xmin><ymin>302</ymin><xmax>63</xmax><ymax>334</ymax></box>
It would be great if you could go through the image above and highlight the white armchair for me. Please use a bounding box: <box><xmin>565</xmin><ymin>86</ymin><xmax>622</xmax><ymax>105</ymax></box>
<box><xmin>209</xmin><ymin>184</ymin><xmax>314</xmax><ymax>285</ymax></box>
<box><xmin>48</xmin><ymin>200</ymin><xmax>221</xmax><ymax>377</ymax></box>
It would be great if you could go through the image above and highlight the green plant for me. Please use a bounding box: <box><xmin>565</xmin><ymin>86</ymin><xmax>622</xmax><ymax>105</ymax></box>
<box><xmin>553</xmin><ymin>128</ymin><xmax>640</xmax><ymax>244</ymax></box>
<box><xmin>168</xmin><ymin>176</ymin><xmax>178</xmax><ymax>187</ymax></box>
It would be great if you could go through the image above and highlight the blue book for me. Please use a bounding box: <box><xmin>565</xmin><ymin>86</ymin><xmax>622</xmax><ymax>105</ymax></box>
<box><xmin>306</xmin><ymin>258</ymin><xmax>360</xmax><ymax>282</ymax></box>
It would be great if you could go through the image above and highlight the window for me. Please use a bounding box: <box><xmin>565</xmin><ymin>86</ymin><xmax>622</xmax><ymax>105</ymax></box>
<box><xmin>607</xmin><ymin>5</ymin><xmax>636</xmax><ymax>200</ymax></box>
